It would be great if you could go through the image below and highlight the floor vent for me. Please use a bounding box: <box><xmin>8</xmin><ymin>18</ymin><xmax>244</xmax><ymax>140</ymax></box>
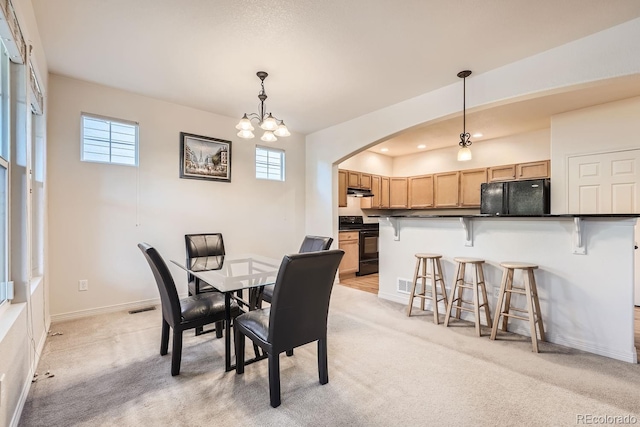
<box><xmin>397</xmin><ymin>278</ymin><xmax>413</xmax><ymax>294</ymax></box>
<box><xmin>129</xmin><ymin>306</ymin><xmax>156</xmax><ymax>314</ymax></box>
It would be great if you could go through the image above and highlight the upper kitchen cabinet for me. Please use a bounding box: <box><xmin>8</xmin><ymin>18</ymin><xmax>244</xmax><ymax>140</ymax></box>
<box><xmin>408</xmin><ymin>175</ymin><xmax>434</xmax><ymax>208</ymax></box>
<box><xmin>360</xmin><ymin>173</ymin><xmax>372</xmax><ymax>190</ymax></box>
<box><xmin>459</xmin><ymin>168</ymin><xmax>487</xmax><ymax>207</ymax></box>
<box><xmin>362</xmin><ymin>175</ymin><xmax>381</xmax><ymax>209</ymax></box>
<box><xmin>389</xmin><ymin>178</ymin><xmax>408</xmax><ymax>209</ymax></box>
<box><xmin>434</xmin><ymin>171</ymin><xmax>460</xmax><ymax>208</ymax></box>
<box><xmin>517</xmin><ymin>160</ymin><xmax>549</xmax><ymax>180</ymax></box>
<box><xmin>380</xmin><ymin>177</ymin><xmax>390</xmax><ymax>208</ymax></box>
<box><xmin>338</xmin><ymin>169</ymin><xmax>348</xmax><ymax>207</ymax></box>
<box><xmin>348</xmin><ymin>171</ymin><xmax>360</xmax><ymax>188</ymax></box>
<box><xmin>488</xmin><ymin>164</ymin><xmax>516</xmax><ymax>182</ymax></box>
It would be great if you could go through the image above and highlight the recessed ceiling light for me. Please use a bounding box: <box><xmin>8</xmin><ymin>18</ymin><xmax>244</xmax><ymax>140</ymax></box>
<box><xmin>380</xmin><ymin>148</ymin><xmax>389</xmax><ymax>152</ymax></box>
<box><xmin>472</xmin><ymin>133</ymin><xmax>483</xmax><ymax>138</ymax></box>
<box><xmin>417</xmin><ymin>144</ymin><xmax>426</xmax><ymax>149</ymax></box>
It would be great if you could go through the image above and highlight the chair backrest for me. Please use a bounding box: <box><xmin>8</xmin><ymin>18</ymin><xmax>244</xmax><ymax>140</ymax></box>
<box><xmin>138</xmin><ymin>243</ymin><xmax>181</xmax><ymax>327</ymax></box>
<box><xmin>298</xmin><ymin>235</ymin><xmax>333</xmax><ymax>253</ymax></box>
<box><xmin>268</xmin><ymin>250</ymin><xmax>344</xmax><ymax>352</ymax></box>
<box><xmin>185</xmin><ymin>233</ymin><xmax>225</xmax><ymax>280</ymax></box>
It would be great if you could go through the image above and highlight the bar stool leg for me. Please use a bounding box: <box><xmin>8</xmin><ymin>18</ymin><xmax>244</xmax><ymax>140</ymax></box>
<box><xmin>455</xmin><ymin>262</ymin><xmax>465</xmax><ymax>319</ymax></box>
<box><xmin>407</xmin><ymin>258</ymin><xmax>421</xmax><ymax>316</ymax></box>
<box><xmin>528</xmin><ymin>269</ymin><xmax>546</xmax><ymax>342</ymax></box>
<box><xmin>472</xmin><ymin>264</ymin><xmax>481</xmax><ymax>336</ymax></box>
<box><xmin>478</xmin><ymin>264</ymin><xmax>492</xmax><ymax>329</ymax></box>
<box><xmin>436</xmin><ymin>258</ymin><xmax>448</xmax><ymax>318</ymax></box>
<box><xmin>523</xmin><ymin>269</ymin><xmax>539</xmax><ymax>353</ymax></box>
<box><xmin>501</xmin><ymin>268</ymin><xmax>514</xmax><ymax>332</ymax></box>
<box><xmin>420</xmin><ymin>258</ymin><xmax>427</xmax><ymax>311</ymax></box>
<box><xmin>444</xmin><ymin>261</ymin><xmax>461</xmax><ymax>327</ymax></box>
<box><xmin>430</xmin><ymin>259</ymin><xmax>440</xmax><ymax>324</ymax></box>
<box><xmin>490</xmin><ymin>268</ymin><xmax>509</xmax><ymax>340</ymax></box>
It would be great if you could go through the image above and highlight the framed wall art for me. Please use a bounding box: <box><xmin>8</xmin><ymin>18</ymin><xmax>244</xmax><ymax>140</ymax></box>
<box><xmin>179</xmin><ymin>132</ymin><xmax>232</xmax><ymax>182</ymax></box>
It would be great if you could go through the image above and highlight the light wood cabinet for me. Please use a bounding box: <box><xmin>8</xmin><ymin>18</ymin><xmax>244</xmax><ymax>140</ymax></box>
<box><xmin>380</xmin><ymin>177</ymin><xmax>390</xmax><ymax>208</ymax></box>
<box><xmin>517</xmin><ymin>160</ymin><xmax>549</xmax><ymax>180</ymax></box>
<box><xmin>360</xmin><ymin>173</ymin><xmax>372</xmax><ymax>190</ymax></box>
<box><xmin>459</xmin><ymin>168</ymin><xmax>487</xmax><ymax>207</ymax></box>
<box><xmin>488</xmin><ymin>164</ymin><xmax>516</xmax><ymax>182</ymax></box>
<box><xmin>362</xmin><ymin>175</ymin><xmax>381</xmax><ymax>209</ymax></box>
<box><xmin>434</xmin><ymin>171</ymin><xmax>460</xmax><ymax>208</ymax></box>
<box><xmin>338</xmin><ymin>231</ymin><xmax>359</xmax><ymax>275</ymax></box>
<box><xmin>347</xmin><ymin>171</ymin><xmax>360</xmax><ymax>188</ymax></box>
<box><xmin>408</xmin><ymin>175</ymin><xmax>434</xmax><ymax>208</ymax></box>
<box><xmin>338</xmin><ymin>169</ymin><xmax>347</xmax><ymax>207</ymax></box>
<box><xmin>389</xmin><ymin>177</ymin><xmax>408</xmax><ymax>208</ymax></box>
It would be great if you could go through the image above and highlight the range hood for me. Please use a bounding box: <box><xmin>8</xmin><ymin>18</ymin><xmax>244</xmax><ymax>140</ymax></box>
<box><xmin>347</xmin><ymin>187</ymin><xmax>374</xmax><ymax>197</ymax></box>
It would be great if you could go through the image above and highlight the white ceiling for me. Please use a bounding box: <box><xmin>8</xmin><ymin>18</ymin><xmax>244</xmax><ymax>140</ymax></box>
<box><xmin>32</xmin><ymin>0</ymin><xmax>640</xmax><ymax>145</ymax></box>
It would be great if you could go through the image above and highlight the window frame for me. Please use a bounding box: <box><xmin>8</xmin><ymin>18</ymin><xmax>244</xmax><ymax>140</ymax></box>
<box><xmin>80</xmin><ymin>112</ymin><xmax>139</xmax><ymax>166</ymax></box>
<box><xmin>255</xmin><ymin>145</ymin><xmax>285</xmax><ymax>182</ymax></box>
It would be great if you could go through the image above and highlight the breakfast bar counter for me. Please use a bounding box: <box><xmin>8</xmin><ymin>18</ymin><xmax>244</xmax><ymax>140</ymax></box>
<box><xmin>373</xmin><ymin>214</ymin><xmax>639</xmax><ymax>363</ymax></box>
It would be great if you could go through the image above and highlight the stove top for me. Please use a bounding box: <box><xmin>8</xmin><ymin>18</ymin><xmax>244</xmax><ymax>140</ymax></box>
<box><xmin>338</xmin><ymin>216</ymin><xmax>379</xmax><ymax>231</ymax></box>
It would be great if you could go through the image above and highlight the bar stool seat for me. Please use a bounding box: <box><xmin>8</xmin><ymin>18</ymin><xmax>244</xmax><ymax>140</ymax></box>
<box><xmin>407</xmin><ymin>253</ymin><xmax>448</xmax><ymax>324</ymax></box>
<box><xmin>444</xmin><ymin>257</ymin><xmax>492</xmax><ymax>336</ymax></box>
<box><xmin>490</xmin><ymin>262</ymin><xmax>545</xmax><ymax>352</ymax></box>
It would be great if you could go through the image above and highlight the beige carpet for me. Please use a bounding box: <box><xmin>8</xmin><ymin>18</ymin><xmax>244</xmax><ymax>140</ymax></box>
<box><xmin>20</xmin><ymin>285</ymin><xmax>640</xmax><ymax>426</ymax></box>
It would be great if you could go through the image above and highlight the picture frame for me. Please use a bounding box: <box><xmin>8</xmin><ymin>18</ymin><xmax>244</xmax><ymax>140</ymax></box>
<box><xmin>179</xmin><ymin>132</ymin><xmax>232</xmax><ymax>182</ymax></box>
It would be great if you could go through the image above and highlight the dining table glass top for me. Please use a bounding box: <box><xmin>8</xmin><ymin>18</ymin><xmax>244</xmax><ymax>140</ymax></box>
<box><xmin>171</xmin><ymin>253</ymin><xmax>280</xmax><ymax>293</ymax></box>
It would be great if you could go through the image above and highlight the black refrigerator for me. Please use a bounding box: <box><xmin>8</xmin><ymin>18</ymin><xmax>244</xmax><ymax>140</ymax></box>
<box><xmin>480</xmin><ymin>179</ymin><xmax>550</xmax><ymax>215</ymax></box>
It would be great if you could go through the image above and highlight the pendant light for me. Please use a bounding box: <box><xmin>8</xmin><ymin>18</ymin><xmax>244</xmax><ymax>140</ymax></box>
<box><xmin>457</xmin><ymin>70</ymin><xmax>472</xmax><ymax>161</ymax></box>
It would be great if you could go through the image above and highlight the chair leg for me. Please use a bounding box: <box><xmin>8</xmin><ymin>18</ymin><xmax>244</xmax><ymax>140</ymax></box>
<box><xmin>235</xmin><ymin>328</ymin><xmax>245</xmax><ymax>374</ymax></box>
<box><xmin>318</xmin><ymin>338</ymin><xmax>329</xmax><ymax>385</ymax></box>
<box><xmin>171</xmin><ymin>330</ymin><xmax>183</xmax><ymax>376</ymax></box>
<box><xmin>268</xmin><ymin>352</ymin><xmax>282</xmax><ymax>408</ymax></box>
<box><xmin>286</xmin><ymin>349</ymin><xmax>294</xmax><ymax>357</ymax></box>
<box><xmin>215</xmin><ymin>321</ymin><xmax>224</xmax><ymax>339</ymax></box>
<box><xmin>160</xmin><ymin>318</ymin><xmax>169</xmax><ymax>356</ymax></box>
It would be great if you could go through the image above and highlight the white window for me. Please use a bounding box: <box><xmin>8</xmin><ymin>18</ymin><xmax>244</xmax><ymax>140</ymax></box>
<box><xmin>255</xmin><ymin>146</ymin><xmax>285</xmax><ymax>181</ymax></box>
<box><xmin>81</xmin><ymin>113</ymin><xmax>138</xmax><ymax>166</ymax></box>
<box><xmin>0</xmin><ymin>42</ymin><xmax>9</xmax><ymax>306</ymax></box>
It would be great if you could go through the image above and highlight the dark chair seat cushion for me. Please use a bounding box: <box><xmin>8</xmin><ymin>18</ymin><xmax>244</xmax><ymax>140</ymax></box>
<box><xmin>180</xmin><ymin>293</ymin><xmax>238</xmax><ymax>322</ymax></box>
<box><xmin>235</xmin><ymin>307</ymin><xmax>270</xmax><ymax>345</ymax></box>
<box><xmin>261</xmin><ymin>284</ymin><xmax>274</xmax><ymax>302</ymax></box>
<box><xmin>187</xmin><ymin>279</ymin><xmax>215</xmax><ymax>295</ymax></box>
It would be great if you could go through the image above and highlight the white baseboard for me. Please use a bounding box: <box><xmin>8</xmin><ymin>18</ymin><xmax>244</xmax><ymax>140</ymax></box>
<box><xmin>51</xmin><ymin>298</ymin><xmax>161</xmax><ymax>323</ymax></box>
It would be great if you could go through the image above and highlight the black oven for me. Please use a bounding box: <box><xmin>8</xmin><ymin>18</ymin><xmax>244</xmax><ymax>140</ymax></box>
<box><xmin>357</xmin><ymin>229</ymin><xmax>378</xmax><ymax>276</ymax></box>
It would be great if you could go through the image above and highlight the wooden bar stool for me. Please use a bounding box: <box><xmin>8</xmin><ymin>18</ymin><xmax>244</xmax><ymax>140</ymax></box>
<box><xmin>407</xmin><ymin>253</ymin><xmax>448</xmax><ymax>324</ymax></box>
<box><xmin>443</xmin><ymin>257</ymin><xmax>492</xmax><ymax>337</ymax></box>
<box><xmin>490</xmin><ymin>262</ymin><xmax>545</xmax><ymax>352</ymax></box>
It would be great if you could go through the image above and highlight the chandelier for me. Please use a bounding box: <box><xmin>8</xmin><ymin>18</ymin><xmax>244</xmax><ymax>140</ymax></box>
<box><xmin>236</xmin><ymin>71</ymin><xmax>290</xmax><ymax>142</ymax></box>
<box><xmin>457</xmin><ymin>70</ymin><xmax>472</xmax><ymax>161</ymax></box>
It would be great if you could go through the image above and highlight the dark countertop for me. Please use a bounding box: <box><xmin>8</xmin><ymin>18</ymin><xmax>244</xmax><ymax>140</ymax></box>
<box><xmin>368</xmin><ymin>214</ymin><xmax>640</xmax><ymax>219</ymax></box>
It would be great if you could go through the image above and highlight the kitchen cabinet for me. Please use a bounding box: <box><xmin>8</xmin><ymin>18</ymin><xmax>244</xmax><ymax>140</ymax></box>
<box><xmin>488</xmin><ymin>164</ymin><xmax>516</xmax><ymax>182</ymax></box>
<box><xmin>380</xmin><ymin>177</ymin><xmax>390</xmax><ymax>208</ymax></box>
<box><xmin>517</xmin><ymin>160</ymin><xmax>549</xmax><ymax>180</ymax></box>
<box><xmin>408</xmin><ymin>175</ymin><xmax>434</xmax><ymax>208</ymax></box>
<box><xmin>389</xmin><ymin>177</ymin><xmax>408</xmax><ymax>208</ymax></box>
<box><xmin>361</xmin><ymin>175</ymin><xmax>380</xmax><ymax>209</ymax></box>
<box><xmin>434</xmin><ymin>171</ymin><xmax>460</xmax><ymax>208</ymax></box>
<box><xmin>338</xmin><ymin>231</ymin><xmax>359</xmax><ymax>275</ymax></box>
<box><xmin>360</xmin><ymin>173</ymin><xmax>372</xmax><ymax>190</ymax></box>
<box><xmin>459</xmin><ymin>168</ymin><xmax>487</xmax><ymax>207</ymax></box>
<box><xmin>338</xmin><ymin>169</ymin><xmax>348</xmax><ymax>207</ymax></box>
<box><xmin>348</xmin><ymin>171</ymin><xmax>360</xmax><ymax>188</ymax></box>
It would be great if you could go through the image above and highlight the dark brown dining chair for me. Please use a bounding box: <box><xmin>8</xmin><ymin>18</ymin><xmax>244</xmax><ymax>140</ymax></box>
<box><xmin>235</xmin><ymin>249</ymin><xmax>344</xmax><ymax>407</ymax></box>
<box><xmin>261</xmin><ymin>235</ymin><xmax>333</xmax><ymax>304</ymax></box>
<box><xmin>138</xmin><ymin>242</ymin><xmax>239</xmax><ymax>376</ymax></box>
<box><xmin>185</xmin><ymin>233</ymin><xmax>225</xmax><ymax>336</ymax></box>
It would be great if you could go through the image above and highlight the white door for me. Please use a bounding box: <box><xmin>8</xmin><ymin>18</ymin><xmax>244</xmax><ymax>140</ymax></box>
<box><xmin>568</xmin><ymin>149</ymin><xmax>640</xmax><ymax>305</ymax></box>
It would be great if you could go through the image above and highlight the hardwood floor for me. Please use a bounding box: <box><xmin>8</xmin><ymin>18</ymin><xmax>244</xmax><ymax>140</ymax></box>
<box><xmin>339</xmin><ymin>273</ymin><xmax>379</xmax><ymax>294</ymax></box>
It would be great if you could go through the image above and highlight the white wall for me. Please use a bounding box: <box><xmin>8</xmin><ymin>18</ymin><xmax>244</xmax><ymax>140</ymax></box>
<box><xmin>392</xmin><ymin>129</ymin><xmax>550</xmax><ymax>176</ymax></box>
<box><xmin>550</xmin><ymin>96</ymin><xmax>640</xmax><ymax>213</ymax></box>
<box><xmin>47</xmin><ymin>75</ymin><xmax>306</xmax><ymax>318</ymax></box>
<box><xmin>306</xmin><ymin>17</ymin><xmax>640</xmax><ymax>248</ymax></box>
<box><xmin>378</xmin><ymin>217</ymin><xmax>637</xmax><ymax>363</ymax></box>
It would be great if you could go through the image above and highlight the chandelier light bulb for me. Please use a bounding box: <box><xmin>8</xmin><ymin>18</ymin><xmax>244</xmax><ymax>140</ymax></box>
<box><xmin>260</xmin><ymin>113</ymin><xmax>279</xmax><ymax>131</ymax></box>
<box><xmin>236</xmin><ymin>114</ymin><xmax>255</xmax><ymax>131</ymax></box>
<box><xmin>261</xmin><ymin>131</ymin><xmax>278</xmax><ymax>142</ymax></box>
<box><xmin>274</xmin><ymin>122</ymin><xmax>291</xmax><ymax>137</ymax></box>
<box><xmin>457</xmin><ymin>146</ymin><xmax>472</xmax><ymax>161</ymax></box>
<box><xmin>237</xmin><ymin>129</ymin><xmax>255</xmax><ymax>139</ymax></box>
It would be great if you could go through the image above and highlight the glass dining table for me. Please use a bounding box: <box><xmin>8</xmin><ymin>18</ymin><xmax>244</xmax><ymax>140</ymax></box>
<box><xmin>171</xmin><ymin>254</ymin><xmax>281</xmax><ymax>371</ymax></box>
